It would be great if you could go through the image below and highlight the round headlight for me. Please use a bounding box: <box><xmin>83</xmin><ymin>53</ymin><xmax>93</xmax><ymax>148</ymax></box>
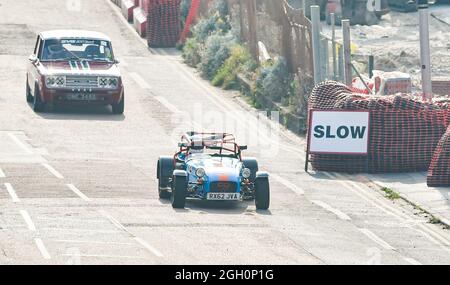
<box><xmin>46</xmin><ymin>76</ymin><xmax>55</xmax><ymax>86</ymax></box>
<box><xmin>195</xmin><ymin>168</ymin><xmax>205</xmax><ymax>178</ymax></box>
<box><xmin>242</xmin><ymin>168</ymin><xmax>251</xmax><ymax>179</ymax></box>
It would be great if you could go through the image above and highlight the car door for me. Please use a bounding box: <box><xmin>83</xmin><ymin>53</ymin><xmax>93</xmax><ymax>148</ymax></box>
<box><xmin>28</xmin><ymin>35</ymin><xmax>43</xmax><ymax>95</ymax></box>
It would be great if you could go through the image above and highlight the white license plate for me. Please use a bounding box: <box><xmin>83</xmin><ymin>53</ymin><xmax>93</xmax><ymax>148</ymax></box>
<box><xmin>207</xmin><ymin>193</ymin><xmax>240</xmax><ymax>201</ymax></box>
<box><xmin>67</xmin><ymin>94</ymin><xmax>97</xmax><ymax>101</ymax></box>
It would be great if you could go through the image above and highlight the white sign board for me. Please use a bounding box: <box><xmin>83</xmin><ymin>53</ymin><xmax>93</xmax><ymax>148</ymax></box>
<box><xmin>309</xmin><ymin>110</ymin><xmax>370</xmax><ymax>154</ymax></box>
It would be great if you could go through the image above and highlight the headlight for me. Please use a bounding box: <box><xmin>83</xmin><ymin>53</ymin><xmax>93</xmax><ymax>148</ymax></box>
<box><xmin>45</xmin><ymin>75</ymin><xmax>66</xmax><ymax>88</ymax></box>
<box><xmin>242</xmin><ymin>168</ymin><xmax>251</xmax><ymax>179</ymax></box>
<box><xmin>98</xmin><ymin>77</ymin><xmax>119</xmax><ymax>89</ymax></box>
<box><xmin>195</xmin><ymin>168</ymin><xmax>205</xmax><ymax>178</ymax></box>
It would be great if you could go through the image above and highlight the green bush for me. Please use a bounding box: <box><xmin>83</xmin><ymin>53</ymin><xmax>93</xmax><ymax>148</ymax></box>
<box><xmin>182</xmin><ymin>37</ymin><xmax>202</xmax><ymax>67</ymax></box>
<box><xmin>199</xmin><ymin>33</ymin><xmax>236</xmax><ymax>80</ymax></box>
<box><xmin>180</xmin><ymin>0</ymin><xmax>192</xmax><ymax>24</ymax></box>
<box><xmin>212</xmin><ymin>44</ymin><xmax>254</xmax><ymax>89</ymax></box>
<box><xmin>256</xmin><ymin>58</ymin><xmax>293</xmax><ymax>103</ymax></box>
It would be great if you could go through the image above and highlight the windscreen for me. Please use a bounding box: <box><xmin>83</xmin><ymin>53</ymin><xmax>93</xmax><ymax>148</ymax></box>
<box><xmin>41</xmin><ymin>38</ymin><xmax>114</xmax><ymax>62</ymax></box>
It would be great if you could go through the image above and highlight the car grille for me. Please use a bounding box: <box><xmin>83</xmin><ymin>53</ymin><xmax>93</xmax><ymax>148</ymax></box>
<box><xmin>209</xmin><ymin>182</ymin><xmax>238</xmax><ymax>193</ymax></box>
<box><xmin>66</xmin><ymin>76</ymin><xmax>98</xmax><ymax>88</ymax></box>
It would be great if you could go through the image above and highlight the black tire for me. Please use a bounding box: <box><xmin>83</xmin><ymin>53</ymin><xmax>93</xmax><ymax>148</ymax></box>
<box><xmin>157</xmin><ymin>161</ymin><xmax>171</xmax><ymax>199</ymax></box>
<box><xmin>33</xmin><ymin>86</ymin><xmax>45</xmax><ymax>113</ymax></box>
<box><xmin>171</xmin><ymin>174</ymin><xmax>187</xmax><ymax>209</ymax></box>
<box><xmin>255</xmin><ymin>177</ymin><xmax>270</xmax><ymax>210</ymax></box>
<box><xmin>26</xmin><ymin>78</ymin><xmax>33</xmax><ymax>103</ymax></box>
<box><xmin>112</xmin><ymin>93</ymin><xmax>125</xmax><ymax>115</ymax></box>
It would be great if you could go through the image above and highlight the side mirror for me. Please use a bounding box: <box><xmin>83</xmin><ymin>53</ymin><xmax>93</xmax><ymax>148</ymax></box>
<box><xmin>239</xmin><ymin>145</ymin><xmax>248</xmax><ymax>151</ymax></box>
<box><xmin>114</xmin><ymin>58</ymin><xmax>120</xmax><ymax>64</ymax></box>
<box><xmin>28</xmin><ymin>55</ymin><xmax>38</xmax><ymax>64</ymax></box>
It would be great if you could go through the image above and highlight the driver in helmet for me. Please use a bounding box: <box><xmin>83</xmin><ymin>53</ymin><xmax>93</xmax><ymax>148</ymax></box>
<box><xmin>46</xmin><ymin>44</ymin><xmax>67</xmax><ymax>60</ymax></box>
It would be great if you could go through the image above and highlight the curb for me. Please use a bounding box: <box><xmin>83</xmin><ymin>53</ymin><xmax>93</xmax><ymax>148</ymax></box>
<box><xmin>369</xmin><ymin>179</ymin><xmax>450</xmax><ymax>228</ymax></box>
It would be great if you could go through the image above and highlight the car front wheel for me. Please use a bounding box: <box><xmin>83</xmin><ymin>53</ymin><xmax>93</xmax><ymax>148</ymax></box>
<box><xmin>171</xmin><ymin>174</ymin><xmax>187</xmax><ymax>209</ymax></box>
<box><xmin>26</xmin><ymin>79</ymin><xmax>33</xmax><ymax>103</ymax></box>
<box><xmin>33</xmin><ymin>86</ymin><xmax>45</xmax><ymax>113</ymax></box>
<box><xmin>255</xmin><ymin>177</ymin><xmax>270</xmax><ymax>210</ymax></box>
<box><xmin>112</xmin><ymin>93</ymin><xmax>124</xmax><ymax>115</ymax></box>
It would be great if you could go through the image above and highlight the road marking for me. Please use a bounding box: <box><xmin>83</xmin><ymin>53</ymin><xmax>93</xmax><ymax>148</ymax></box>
<box><xmin>5</xmin><ymin>183</ymin><xmax>20</xmax><ymax>203</ymax></box>
<box><xmin>20</xmin><ymin>210</ymin><xmax>36</xmax><ymax>231</ymax></box>
<box><xmin>99</xmin><ymin>210</ymin><xmax>163</xmax><ymax>258</ymax></box>
<box><xmin>34</xmin><ymin>238</ymin><xmax>51</xmax><ymax>260</ymax></box>
<box><xmin>52</xmin><ymin>239</ymin><xmax>134</xmax><ymax>246</ymax></box>
<box><xmin>312</xmin><ymin>200</ymin><xmax>351</xmax><ymax>221</ymax></box>
<box><xmin>134</xmin><ymin>237</ymin><xmax>164</xmax><ymax>257</ymax></box>
<box><xmin>62</xmin><ymin>253</ymin><xmax>149</xmax><ymax>260</ymax></box>
<box><xmin>67</xmin><ymin>184</ymin><xmax>91</xmax><ymax>202</ymax></box>
<box><xmin>129</xmin><ymin>72</ymin><xmax>151</xmax><ymax>89</ymax></box>
<box><xmin>42</xmin><ymin>163</ymin><xmax>64</xmax><ymax>179</ymax></box>
<box><xmin>359</xmin><ymin>228</ymin><xmax>395</xmax><ymax>251</ymax></box>
<box><xmin>8</xmin><ymin>133</ymin><xmax>32</xmax><ymax>154</ymax></box>
<box><xmin>155</xmin><ymin>96</ymin><xmax>180</xmax><ymax>114</ymax></box>
<box><xmin>271</xmin><ymin>174</ymin><xmax>304</xmax><ymax>195</ymax></box>
<box><xmin>404</xmin><ymin>257</ymin><xmax>422</xmax><ymax>265</ymax></box>
<box><xmin>0</xmin><ymin>168</ymin><xmax>5</xmax><ymax>178</ymax></box>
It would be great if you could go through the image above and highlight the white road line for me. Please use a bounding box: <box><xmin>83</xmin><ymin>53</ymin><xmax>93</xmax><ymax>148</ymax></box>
<box><xmin>312</xmin><ymin>200</ymin><xmax>351</xmax><ymax>221</ymax></box>
<box><xmin>5</xmin><ymin>183</ymin><xmax>20</xmax><ymax>203</ymax></box>
<box><xmin>67</xmin><ymin>184</ymin><xmax>91</xmax><ymax>202</ymax></box>
<box><xmin>20</xmin><ymin>210</ymin><xmax>36</xmax><ymax>231</ymax></box>
<box><xmin>0</xmin><ymin>168</ymin><xmax>5</xmax><ymax>178</ymax></box>
<box><xmin>271</xmin><ymin>174</ymin><xmax>304</xmax><ymax>195</ymax></box>
<box><xmin>129</xmin><ymin>72</ymin><xmax>151</xmax><ymax>89</ymax></box>
<box><xmin>52</xmin><ymin>239</ymin><xmax>134</xmax><ymax>246</ymax></box>
<box><xmin>404</xmin><ymin>257</ymin><xmax>422</xmax><ymax>265</ymax></box>
<box><xmin>42</xmin><ymin>163</ymin><xmax>64</xmax><ymax>179</ymax></box>
<box><xmin>8</xmin><ymin>133</ymin><xmax>32</xmax><ymax>154</ymax></box>
<box><xmin>155</xmin><ymin>96</ymin><xmax>181</xmax><ymax>114</ymax></box>
<box><xmin>359</xmin><ymin>228</ymin><xmax>396</xmax><ymax>251</ymax></box>
<box><xmin>134</xmin><ymin>237</ymin><xmax>164</xmax><ymax>257</ymax></box>
<box><xmin>100</xmin><ymin>210</ymin><xmax>163</xmax><ymax>258</ymax></box>
<box><xmin>34</xmin><ymin>238</ymin><xmax>51</xmax><ymax>260</ymax></box>
<box><xmin>62</xmin><ymin>253</ymin><xmax>149</xmax><ymax>260</ymax></box>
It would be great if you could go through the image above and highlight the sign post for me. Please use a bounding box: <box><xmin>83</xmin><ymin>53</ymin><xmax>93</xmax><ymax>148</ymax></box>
<box><xmin>305</xmin><ymin>110</ymin><xmax>371</xmax><ymax>172</ymax></box>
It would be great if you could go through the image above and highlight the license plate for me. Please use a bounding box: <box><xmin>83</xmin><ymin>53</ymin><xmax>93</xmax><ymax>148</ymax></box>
<box><xmin>207</xmin><ymin>193</ymin><xmax>240</xmax><ymax>201</ymax></box>
<box><xmin>67</xmin><ymin>94</ymin><xmax>97</xmax><ymax>101</ymax></box>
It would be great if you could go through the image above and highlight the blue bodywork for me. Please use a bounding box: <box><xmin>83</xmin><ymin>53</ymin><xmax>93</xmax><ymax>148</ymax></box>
<box><xmin>182</xmin><ymin>154</ymin><xmax>245</xmax><ymax>199</ymax></box>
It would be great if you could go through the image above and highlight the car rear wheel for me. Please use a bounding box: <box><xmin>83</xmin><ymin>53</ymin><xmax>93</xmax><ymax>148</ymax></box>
<box><xmin>112</xmin><ymin>93</ymin><xmax>124</xmax><ymax>115</ymax></box>
<box><xmin>255</xmin><ymin>177</ymin><xmax>270</xmax><ymax>210</ymax></box>
<box><xmin>33</xmin><ymin>86</ymin><xmax>45</xmax><ymax>113</ymax></box>
<box><xmin>26</xmin><ymin>79</ymin><xmax>33</xmax><ymax>103</ymax></box>
<box><xmin>171</xmin><ymin>174</ymin><xmax>187</xmax><ymax>209</ymax></box>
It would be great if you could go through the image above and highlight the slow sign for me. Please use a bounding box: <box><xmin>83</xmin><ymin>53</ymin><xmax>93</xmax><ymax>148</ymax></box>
<box><xmin>308</xmin><ymin>110</ymin><xmax>370</xmax><ymax>154</ymax></box>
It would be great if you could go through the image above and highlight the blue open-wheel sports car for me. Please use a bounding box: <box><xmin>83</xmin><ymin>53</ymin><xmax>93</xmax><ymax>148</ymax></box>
<box><xmin>157</xmin><ymin>132</ymin><xmax>270</xmax><ymax>209</ymax></box>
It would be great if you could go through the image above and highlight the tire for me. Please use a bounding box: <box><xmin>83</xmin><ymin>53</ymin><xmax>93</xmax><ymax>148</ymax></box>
<box><xmin>157</xmin><ymin>160</ymin><xmax>171</xmax><ymax>199</ymax></box>
<box><xmin>171</xmin><ymin>174</ymin><xmax>187</xmax><ymax>209</ymax></box>
<box><xmin>33</xmin><ymin>86</ymin><xmax>45</xmax><ymax>113</ymax></box>
<box><xmin>26</xmin><ymin>78</ymin><xmax>33</xmax><ymax>103</ymax></box>
<box><xmin>255</xmin><ymin>177</ymin><xmax>270</xmax><ymax>210</ymax></box>
<box><xmin>112</xmin><ymin>93</ymin><xmax>125</xmax><ymax>115</ymax></box>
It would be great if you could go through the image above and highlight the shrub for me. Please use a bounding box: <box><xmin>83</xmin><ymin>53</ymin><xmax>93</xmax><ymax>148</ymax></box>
<box><xmin>256</xmin><ymin>58</ymin><xmax>293</xmax><ymax>103</ymax></box>
<box><xmin>182</xmin><ymin>37</ymin><xmax>202</xmax><ymax>67</ymax></box>
<box><xmin>212</xmin><ymin>44</ymin><xmax>255</xmax><ymax>89</ymax></box>
<box><xmin>199</xmin><ymin>33</ymin><xmax>236</xmax><ymax>80</ymax></box>
<box><xmin>180</xmin><ymin>0</ymin><xmax>192</xmax><ymax>24</ymax></box>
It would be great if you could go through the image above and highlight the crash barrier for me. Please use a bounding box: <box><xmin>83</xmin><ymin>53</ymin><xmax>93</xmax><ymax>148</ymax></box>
<box><xmin>146</xmin><ymin>0</ymin><xmax>182</xmax><ymax>47</ymax></box>
<box><xmin>307</xmin><ymin>81</ymin><xmax>450</xmax><ymax>173</ymax></box>
<box><xmin>134</xmin><ymin>0</ymin><xmax>149</xmax><ymax>37</ymax></box>
<box><xmin>427</xmin><ymin>126</ymin><xmax>450</xmax><ymax>187</ymax></box>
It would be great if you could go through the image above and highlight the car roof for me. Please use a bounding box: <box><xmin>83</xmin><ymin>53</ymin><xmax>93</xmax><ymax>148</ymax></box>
<box><xmin>39</xmin><ymin>30</ymin><xmax>111</xmax><ymax>41</ymax></box>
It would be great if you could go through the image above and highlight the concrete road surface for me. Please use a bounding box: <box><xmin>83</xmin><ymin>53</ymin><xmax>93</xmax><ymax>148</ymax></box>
<box><xmin>0</xmin><ymin>0</ymin><xmax>448</xmax><ymax>265</ymax></box>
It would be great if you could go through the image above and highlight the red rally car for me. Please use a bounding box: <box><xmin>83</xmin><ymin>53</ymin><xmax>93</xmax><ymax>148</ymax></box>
<box><xmin>26</xmin><ymin>30</ymin><xmax>124</xmax><ymax>114</ymax></box>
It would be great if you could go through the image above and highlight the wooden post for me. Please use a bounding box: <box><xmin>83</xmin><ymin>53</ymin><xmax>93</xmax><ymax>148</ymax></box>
<box><xmin>342</xmin><ymin>19</ymin><xmax>352</xmax><ymax>87</ymax></box>
<box><xmin>246</xmin><ymin>0</ymin><xmax>259</xmax><ymax>61</ymax></box>
<box><xmin>239</xmin><ymin>0</ymin><xmax>246</xmax><ymax>42</ymax></box>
